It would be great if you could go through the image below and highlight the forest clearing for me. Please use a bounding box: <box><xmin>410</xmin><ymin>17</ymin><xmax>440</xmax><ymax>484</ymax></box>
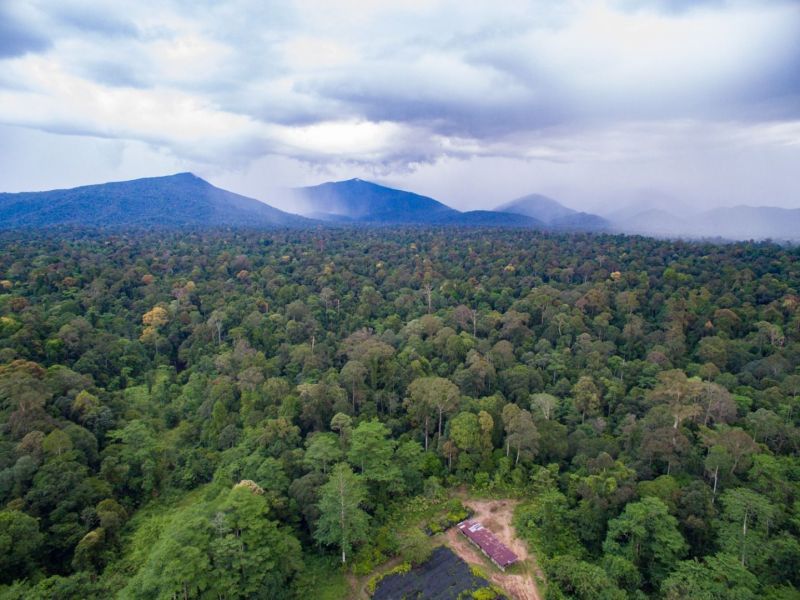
<box><xmin>447</xmin><ymin>497</ymin><xmax>542</xmax><ymax>600</ymax></box>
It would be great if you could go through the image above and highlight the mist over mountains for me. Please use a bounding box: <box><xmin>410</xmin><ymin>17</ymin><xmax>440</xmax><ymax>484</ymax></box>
<box><xmin>495</xmin><ymin>195</ymin><xmax>611</xmax><ymax>232</ymax></box>
<box><xmin>0</xmin><ymin>173</ymin><xmax>797</xmax><ymax>241</ymax></box>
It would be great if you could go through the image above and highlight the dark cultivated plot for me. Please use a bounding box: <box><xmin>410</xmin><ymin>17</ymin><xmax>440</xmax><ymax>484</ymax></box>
<box><xmin>373</xmin><ymin>547</ymin><xmax>503</xmax><ymax>600</ymax></box>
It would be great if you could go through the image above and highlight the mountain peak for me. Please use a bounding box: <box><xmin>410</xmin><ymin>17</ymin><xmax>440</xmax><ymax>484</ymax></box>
<box><xmin>170</xmin><ymin>171</ymin><xmax>201</xmax><ymax>180</ymax></box>
<box><xmin>157</xmin><ymin>172</ymin><xmax>209</xmax><ymax>185</ymax></box>
<box><xmin>335</xmin><ymin>178</ymin><xmax>384</xmax><ymax>188</ymax></box>
<box><xmin>295</xmin><ymin>179</ymin><xmax>457</xmax><ymax>222</ymax></box>
<box><xmin>496</xmin><ymin>193</ymin><xmax>577</xmax><ymax>224</ymax></box>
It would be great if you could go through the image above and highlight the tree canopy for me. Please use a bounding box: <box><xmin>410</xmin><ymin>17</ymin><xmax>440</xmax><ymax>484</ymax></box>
<box><xmin>0</xmin><ymin>227</ymin><xmax>798</xmax><ymax>598</ymax></box>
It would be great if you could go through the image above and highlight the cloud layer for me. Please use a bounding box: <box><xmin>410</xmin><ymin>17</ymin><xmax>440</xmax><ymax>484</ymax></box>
<box><xmin>0</xmin><ymin>0</ymin><xmax>798</xmax><ymax>209</ymax></box>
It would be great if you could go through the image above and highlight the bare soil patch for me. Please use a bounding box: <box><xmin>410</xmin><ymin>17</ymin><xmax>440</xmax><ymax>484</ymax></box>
<box><xmin>445</xmin><ymin>498</ymin><xmax>543</xmax><ymax>600</ymax></box>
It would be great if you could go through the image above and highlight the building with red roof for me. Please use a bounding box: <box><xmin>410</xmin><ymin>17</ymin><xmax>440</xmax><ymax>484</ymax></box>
<box><xmin>457</xmin><ymin>519</ymin><xmax>519</xmax><ymax>571</ymax></box>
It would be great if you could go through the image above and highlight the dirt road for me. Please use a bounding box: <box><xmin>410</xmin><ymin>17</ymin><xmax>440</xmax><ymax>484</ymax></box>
<box><xmin>446</xmin><ymin>498</ymin><xmax>543</xmax><ymax>600</ymax></box>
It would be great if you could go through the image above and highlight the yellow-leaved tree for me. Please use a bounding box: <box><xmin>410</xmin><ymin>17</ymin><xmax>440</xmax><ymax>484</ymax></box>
<box><xmin>140</xmin><ymin>306</ymin><xmax>169</xmax><ymax>357</ymax></box>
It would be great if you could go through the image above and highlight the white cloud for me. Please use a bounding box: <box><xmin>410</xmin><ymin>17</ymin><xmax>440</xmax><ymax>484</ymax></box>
<box><xmin>0</xmin><ymin>0</ymin><xmax>798</xmax><ymax>208</ymax></box>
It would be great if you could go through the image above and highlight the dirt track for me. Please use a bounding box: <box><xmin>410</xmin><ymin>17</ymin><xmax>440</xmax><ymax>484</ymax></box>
<box><xmin>446</xmin><ymin>498</ymin><xmax>542</xmax><ymax>600</ymax></box>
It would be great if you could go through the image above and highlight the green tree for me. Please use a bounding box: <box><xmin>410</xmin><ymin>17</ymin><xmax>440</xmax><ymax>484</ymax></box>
<box><xmin>449</xmin><ymin>412</ymin><xmax>481</xmax><ymax>455</ymax></box>
<box><xmin>304</xmin><ymin>432</ymin><xmax>344</xmax><ymax>474</ymax></box>
<box><xmin>546</xmin><ymin>554</ymin><xmax>626</xmax><ymax>600</ymax></box>
<box><xmin>661</xmin><ymin>553</ymin><xmax>758</xmax><ymax>600</ymax></box>
<box><xmin>572</xmin><ymin>375</ymin><xmax>601</xmax><ymax>423</ymax></box>
<box><xmin>502</xmin><ymin>404</ymin><xmax>539</xmax><ymax>465</ymax></box>
<box><xmin>515</xmin><ymin>489</ymin><xmax>581</xmax><ymax>558</ymax></box>
<box><xmin>395</xmin><ymin>439</ymin><xmax>425</xmax><ymax>494</ymax></box>
<box><xmin>315</xmin><ymin>463</ymin><xmax>369</xmax><ymax>564</ymax></box>
<box><xmin>330</xmin><ymin>412</ymin><xmax>353</xmax><ymax>448</ymax></box>
<box><xmin>406</xmin><ymin>376</ymin><xmax>460</xmax><ymax>445</ymax></box>
<box><xmin>704</xmin><ymin>445</ymin><xmax>733</xmax><ymax>501</ymax></box>
<box><xmin>603</xmin><ymin>496</ymin><xmax>686</xmax><ymax>589</ymax></box>
<box><xmin>530</xmin><ymin>392</ymin><xmax>558</xmax><ymax>420</ymax></box>
<box><xmin>209</xmin><ymin>484</ymin><xmax>303</xmax><ymax>597</ymax></box>
<box><xmin>718</xmin><ymin>488</ymin><xmax>777</xmax><ymax>569</ymax></box>
<box><xmin>347</xmin><ymin>419</ymin><xmax>399</xmax><ymax>487</ymax></box>
<box><xmin>42</xmin><ymin>428</ymin><xmax>73</xmax><ymax>458</ymax></box>
<box><xmin>101</xmin><ymin>419</ymin><xmax>160</xmax><ymax>500</ymax></box>
<box><xmin>397</xmin><ymin>527</ymin><xmax>432</xmax><ymax>566</ymax></box>
<box><xmin>123</xmin><ymin>484</ymin><xmax>301</xmax><ymax>599</ymax></box>
<box><xmin>340</xmin><ymin>360</ymin><xmax>367</xmax><ymax>412</ymax></box>
<box><xmin>0</xmin><ymin>510</ymin><xmax>43</xmax><ymax>582</ymax></box>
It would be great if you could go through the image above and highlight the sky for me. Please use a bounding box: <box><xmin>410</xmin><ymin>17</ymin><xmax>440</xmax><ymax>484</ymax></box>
<box><xmin>0</xmin><ymin>0</ymin><xmax>798</xmax><ymax>214</ymax></box>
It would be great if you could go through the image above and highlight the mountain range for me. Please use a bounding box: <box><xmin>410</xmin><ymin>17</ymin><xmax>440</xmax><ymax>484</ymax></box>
<box><xmin>0</xmin><ymin>173</ymin><xmax>797</xmax><ymax>241</ymax></box>
<box><xmin>295</xmin><ymin>178</ymin><xmax>543</xmax><ymax>227</ymax></box>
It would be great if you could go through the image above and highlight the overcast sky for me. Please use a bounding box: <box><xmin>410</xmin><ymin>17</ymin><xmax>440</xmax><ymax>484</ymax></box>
<box><xmin>0</xmin><ymin>0</ymin><xmax>798</xmax><ymax>213</ymax></box>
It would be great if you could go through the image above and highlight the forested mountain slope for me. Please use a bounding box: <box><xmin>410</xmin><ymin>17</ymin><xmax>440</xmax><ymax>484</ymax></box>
<box><xmin>0</xmin><ymin>173</ymin><xmax>308</xmax><ymax>228</ymax></box>
<box><xmin>0</xmin><ymin>228</ymin><xmax>798</xmax><ymax>599</ymax></box>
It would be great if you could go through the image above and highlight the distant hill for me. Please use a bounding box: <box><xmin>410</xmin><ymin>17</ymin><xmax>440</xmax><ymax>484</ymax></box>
<box><xmin>602</xmin><ymin>190</ymin><xmax>694</xmax><ymax>222</ymax></box>
<box><xmin>550</xmin><ymin>212</ymin><xmax>610</xmax><ymax>232</ymax></box>
<box><xmin>693</xmin><ymin>206</ymin><xmax>800</xmax><ymax>241</ymax></box>
<box><xmin>0</xmin><ymin>173</ymin><xmax>308</xmax><ymax>229</ymax></box>
<box><xmin>613</xmin><ymin>209</ymin><xmax>690</xmax><ymax>237</ymax></box>
<box><xmin>295</xmin><ymin>179</ymin><xmax>458</xmax><ymax>224</ymax></box>
<box><xmin>495</xmin><ymin>194</ymin><xmax>609</xmax><ymax>231</ymax></box>
<box><xmin>495</xmin><ymin>194</ymin><xmax>576</xmax><ymax>223</ymax></box>
<box><xmin>611</xmin><ymin>206</ymin><xmax>800</xmax><ymax>241</ymax></box>
<box><xmin>295</xmin><ymin>179</ymin><xmax>542</xmax><ymax>228</ymax></box>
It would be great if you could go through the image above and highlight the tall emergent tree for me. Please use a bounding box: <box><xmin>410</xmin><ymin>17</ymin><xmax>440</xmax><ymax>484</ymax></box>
<box><xmin>405</xmin><ymin>376</ymin><xmax>460</xmax><ymax>449</ymax></box>
<box><xmin>315</xmin><ymin>463</ymin><xmax>369</xmax><ymax>564</ymax></box>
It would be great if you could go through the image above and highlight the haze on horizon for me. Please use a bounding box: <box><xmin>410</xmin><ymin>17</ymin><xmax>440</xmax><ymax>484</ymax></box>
<box><xmin>0</xmin><ymin>0</ymin><xmax>798</xmax><ymax>215</ymax></box>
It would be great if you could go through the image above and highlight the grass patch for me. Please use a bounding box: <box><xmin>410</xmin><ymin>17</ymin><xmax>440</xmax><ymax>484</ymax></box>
<box><xmin>386</xmin><ymin>494</ymin><xmax>451</xmax><ymax>529</ymax></box>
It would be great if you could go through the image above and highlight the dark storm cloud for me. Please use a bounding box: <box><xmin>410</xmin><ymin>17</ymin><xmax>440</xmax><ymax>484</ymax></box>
<box><xmin>282</xmin><ymin>0</ymin><xmax>799</xmax><ymax>150</ymax></box>
<box><xmin>304</xmin><ymin>79</ymin><xmax>567</xmax><ymax>140</ymax></box>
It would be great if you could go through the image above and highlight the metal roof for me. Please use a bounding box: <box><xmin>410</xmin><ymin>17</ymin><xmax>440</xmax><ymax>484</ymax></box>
<box><xmin>457</xmin><ymin>519</ymin><xmax>518</xmax><ymax>568</ymax></box>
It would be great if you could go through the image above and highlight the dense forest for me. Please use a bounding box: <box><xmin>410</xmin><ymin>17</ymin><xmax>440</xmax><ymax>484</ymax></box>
<box><xmin>0</xmin><ymin>227</ymin><xmax>798</xmax><ymax>599</ymax></box>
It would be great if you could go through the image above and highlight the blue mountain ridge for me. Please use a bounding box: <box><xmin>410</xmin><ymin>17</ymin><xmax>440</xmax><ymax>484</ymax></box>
<box><xmin>0</xmin><ymin>173</ymin><xmax>308</xmax><ymax>229</ymax></box>
<box><xmin>2</xmin><ymin>173</ymin><xmax>793</xmax><ymax>239</ymax></box>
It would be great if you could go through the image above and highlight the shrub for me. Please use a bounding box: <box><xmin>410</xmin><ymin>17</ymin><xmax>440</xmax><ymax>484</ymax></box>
<box><xmin>469</xmin><ymin>564</ymin><xmax>487</xmax><ymax>579</ymax></box>
<box><xmin>471</xmin><ymin>587</ymin><xmax>500</xmax><ymax>600</ymax></box>
<box><xmin>351</xmin><ymin>545</ymin><xmax>387</xmax><ymax>576</ymax></box>
<box><xmin>424</xmin><ymin>499</ymin><xmax>470</xmax><ymax>535</ymax></box>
